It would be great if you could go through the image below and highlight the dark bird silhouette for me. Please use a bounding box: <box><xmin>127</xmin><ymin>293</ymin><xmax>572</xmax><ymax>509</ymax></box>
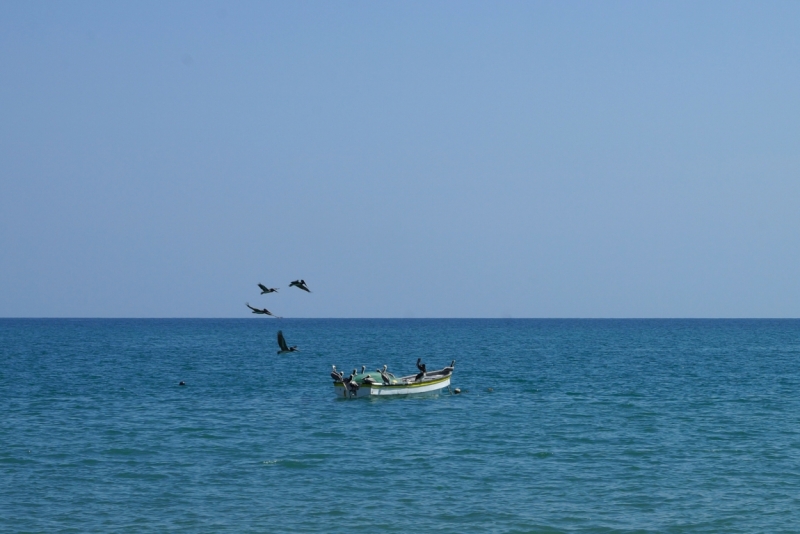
<box><xmin>258</xmin><ymin>284</ymin><xmax>278</xmax><ymax>294</ymax></box>
<box><xmin>289</xmin><ymin>279</ymin><xmax>311</xmax><ymax>292</ymax></box>
<box><xmin>415</xmin><ymin>358</ymin><xmax>427</xmax><ymax>382</ymax></box>
<box><xmin>246</xmin><ymin>303</ymin><xmax>282</xmax><ymax>318</ymax></box>
<box><xmin>277</xmin><ymin>330</ymin><xmax>298</xmax><ymax>354</ymax></box>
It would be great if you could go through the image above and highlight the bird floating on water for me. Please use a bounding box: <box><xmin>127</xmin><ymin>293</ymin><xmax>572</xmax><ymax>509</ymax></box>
<box><xmin>246</xmin><ymin>303</ymin><xmax>282</xmax><ymax>318</ymax></box>
<box><xmin>258</xmin><ymin>283</ymin><xmax>278</xmax><ymax>294</ymax></box>
<box><xmin>277</xmin><ymin>330</ymin><xmax>298</xmax><ymax>354</ymax></box>
<box><xmin>289</xmin><ymin>279</ymin><xmax>311</xmax><ymax>293</ymax></box>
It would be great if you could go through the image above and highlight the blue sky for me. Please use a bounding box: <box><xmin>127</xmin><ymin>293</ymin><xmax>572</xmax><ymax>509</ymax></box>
<box><xmin>2</xmin><ymin>1</ymin><xmax>799</xmax><ymax>318</ymax></box>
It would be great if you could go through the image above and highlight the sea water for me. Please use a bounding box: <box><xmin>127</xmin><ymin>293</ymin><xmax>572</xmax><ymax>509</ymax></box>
<box><xmin>2</xmin><ymin>319</ymin><xmax>800</xmax><ymax>533</ymax></box>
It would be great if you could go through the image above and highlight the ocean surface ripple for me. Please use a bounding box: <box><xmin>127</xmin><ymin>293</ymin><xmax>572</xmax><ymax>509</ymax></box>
<box><xmin>2</xmin><ymin>319</ymin><xmax>800</xmax><ymax>533</ymax></box>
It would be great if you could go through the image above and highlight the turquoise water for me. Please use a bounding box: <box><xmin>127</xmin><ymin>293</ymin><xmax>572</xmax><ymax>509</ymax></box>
<box><xmin>2</xmin><ymin>319</ymin><xmax>800</xmax><ymax>533</ymax></box>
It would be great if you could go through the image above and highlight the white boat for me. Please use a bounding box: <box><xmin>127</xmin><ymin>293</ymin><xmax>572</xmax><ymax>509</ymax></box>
<box><xmin>333</xmin><ymin>361</ymin><xmax>455</xmax><ymax>398</ymax></box>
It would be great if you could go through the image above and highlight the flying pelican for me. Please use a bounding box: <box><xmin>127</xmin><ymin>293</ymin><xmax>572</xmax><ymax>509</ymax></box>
<box><xmin>276</xmin><ymin>330</ymin><xmax>298</xmax><ymax>354</ymax></box>
<box><xmin>246</xmin><ymin>303</ymin><xmax>282</xmax><ymax>318</ymax></box>
<box><xmin>289</xmin><ymin>280</ymin><xmax>311</xmax><ymax>293</ymax></box>
<box><xmin>258</xmin><ymin>284</ymin><xmax>278</xmax><ymax>294</ymax></box>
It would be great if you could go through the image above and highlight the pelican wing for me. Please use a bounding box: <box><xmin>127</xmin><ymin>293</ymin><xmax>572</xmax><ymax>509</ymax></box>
<box><xmin>277</xmin><ymin>330</ymin><xmax>289</xmax><ymax>351</ymax></box>
<box><xmin>290</xmin><ymin>280</ymin><xmax>311</xmax><ymax>292</ymax></box>
<box><xmin>258</xmin><ymin>283</ymin><xmax>268</xmax><ymax>292</ymax></box>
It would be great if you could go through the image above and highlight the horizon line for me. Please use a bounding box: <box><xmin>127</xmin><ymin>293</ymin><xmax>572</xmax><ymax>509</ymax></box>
<box><xmin>2</xmin><ymin>317</ymin><xmax>800</xmax><ymax>321</ymax></box>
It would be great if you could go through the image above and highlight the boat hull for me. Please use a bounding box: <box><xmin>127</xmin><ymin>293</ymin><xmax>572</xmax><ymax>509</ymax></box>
<box><xmin>334</xmin><ymin>374</ymin><xmax>451</xmax><ymax>398</ymax></box>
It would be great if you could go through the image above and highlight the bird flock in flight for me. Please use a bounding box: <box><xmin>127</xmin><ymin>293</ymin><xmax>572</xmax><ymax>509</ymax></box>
<box><xmin>246</xmin><ymin>279</ymin><xmax>310</xmax><ymax>354</ymax></box>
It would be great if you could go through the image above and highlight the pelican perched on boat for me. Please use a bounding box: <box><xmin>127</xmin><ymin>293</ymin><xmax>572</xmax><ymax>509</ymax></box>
<box><xmin>289</xmin><ymin>279</ymin><xmax>311</xmax><ymax>293</ymax></box>
<box><xmin>276</xmin><ymin>330</ymin><xmax>298</xmax><ymax>354</ymax></box>
<box><xmin>246</xmin><ymin>303</ymin><xmax>282</xmax><ymax>318</ymax></box>
<box><xmin>343</xmin><ymin>369</ymin><xmax>357</xmax><ymax>386</ymax></box>
<box><xmin>330</xmin><ymin>365</ymin><xmax>344</xmax><ymax>382</ymax></box>
<box><xmin>346</xmin><ymin>373</ymin><xmax>360</xmax><ymax>396</ymax></box>
<box><xmin>333</xmin><ymin>360</ymin><xmax>455</xmax><ymax>398</ymax></box>
<box><xmin>378</xmin><ymin>365</ymin><xmax>393</xmax><ymax>385</ymax></box>
<box><xmin>385</xmin><ymin>365</ymin><xmax>397</xmax><ymax>379</ymax></box>
<box><xmin>415</xmin><ymin>358</ymin><xmax>427</xmax><ymax>381</ymax></box>
<box><xmin>258</xmin><ymin>283</ymin><xmax>278</xmax><ymax>294</ymax></box>
<box><xmin>340</xmin><ymin>371</ymin><xmax>355</xmax><ymax>397</ymax></box>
